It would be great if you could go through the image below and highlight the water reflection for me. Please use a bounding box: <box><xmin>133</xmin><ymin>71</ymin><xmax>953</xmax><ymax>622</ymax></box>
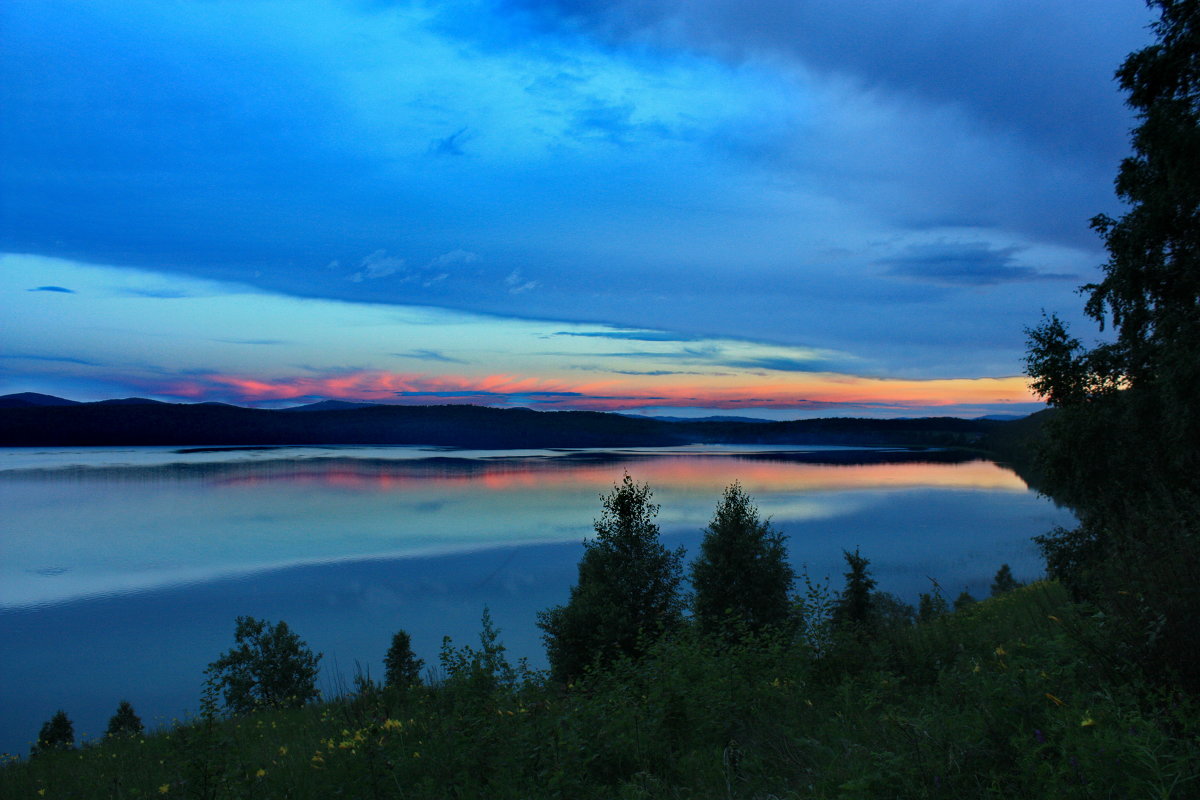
<box><xmin>0</xmin><ymin>446</ymin><xmax>1071</xmax><ymax>756</ymax></box>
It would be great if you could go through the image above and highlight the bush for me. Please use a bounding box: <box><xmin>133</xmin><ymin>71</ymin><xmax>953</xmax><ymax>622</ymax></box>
<box><xmin>205</xmin><ymin>616</ymin><xmax>322</xmax><ymax>714</ymax></box>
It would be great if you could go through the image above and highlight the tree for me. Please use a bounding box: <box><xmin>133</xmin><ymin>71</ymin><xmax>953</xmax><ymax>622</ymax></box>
<box><xmin>690</xmin><ymin>482</ymin><xmax>795</xmax><ymax>639</ymax></box>
<box><xmin>1024</xmin><ymin>0</ymin><xmax>1200</xmax><ymax>686</ymax></box>
<box><xmin>105</xmin><ymin>700</ymin><xmax>143</xmax><ymax>738</ymax></box>
<box><xmin>954</xmin><ymin>590</ymin><xmax>977</xmax><ymax>611</ymax></box>
<box><xmin>205</xmin><ymin>616</ymin><xmax>322</xmax><ymax>714</ymax></box>
<box><xmin>833</xmin><ymin>548</ymin><xmax>876</xmax><ymax>629</ymax></box>
<box><xmin>33</xmin><ymin>710</ymin><xmax>74</xmax><ymax>755</ymax></box>
<box><xmin>537</xmin><ymin>474</ymin><xmax>684</xmax><ymax>682</ymax></box>
<box><xmin>384</xmin><ymin>630</ymin><xmax>424</xmax><ymax>688</ymax></box>
<box><xmin>990</xmin><ymin>564</ymin><xmax>1023</xmax><ymax>597</ymax></box>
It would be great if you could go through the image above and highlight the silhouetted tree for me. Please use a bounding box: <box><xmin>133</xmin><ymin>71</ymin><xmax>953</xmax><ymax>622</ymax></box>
<box><xmin>954</xmin><ymin>590</ymin><xmax>977</xmax><ymax>611</ymax></box>
<box><xmin>918</xmin><ymin>592</ymin><xmax>949</xmax><ymax>622</ymax></box>
<box><xmin>990</xmin><ymin>564</ymin><xmax>1023</xmax><ymax>596</ymax></box>
<box><xmin>1024</xmin><ymin>0</ymin><xmax>1200</xmax><ymax>686</ymax></box>
<box><xmin>105</xmin><ymin>700</ymin><xmax>143</xmax><ymax>738</ymax></box>
<box><xmin>834</xmin><ymin>548</ymin><xmax>876</xmax><ymax>629</ymax></box>
<box><xmin>538</xmin><ymin>474</ymin><xmax>684</xmax><ymax>682</ymax></box>
<box><xmin>205</xmin><ymin>616</ymin><xmax>322</xmax><ymax>714</ymax></box>
<box><xmin>690</xmin><ymin>482</ymin><xmax>795</xmax><ymax>639</ymax></box>
<box><xmin>33</xmin><ymin>710</ymin><xmax>74</xmax><ymax>755</ymax></box>
<box><xmin>384</xmin><ymin>630</ymin><xmax>424</xmax><ymax>688</ymax></box>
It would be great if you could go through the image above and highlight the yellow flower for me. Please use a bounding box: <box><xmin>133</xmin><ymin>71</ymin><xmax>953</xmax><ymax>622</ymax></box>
<box><xmin>256</xmin><ymin>768</ymin><xmax>267</xmax><ymax>778</ymax></box>
<box><xmin>278</xmin><ymin>746</ymin><xmax>288</xmax><ymax>756</ymax></box>
<box><xmin>382</xmin><ymin>718</ymin><xmax>403</xmax><ymax>731</ymax></box>
<box><xmin>38</xmin><ymin>790</ymin><xmax>46</xmax><ymax>797</ymax></box>
<box><xmin>412</xmin><ymin>751</ymin><xmax>421</xmax><ymax>758</ymax></box>
<box><xmin>1081</xmin><ymin>715</ymin><xmax>1097</xmax><ymax>727</ymax></box>
<box><xmin>159</xmin><ymin>784</ymin><xmax>170</xmax><ymax>794</ymax></box>
<box><xmin>994</xmin><ymin>646</ymin><xmax>1007</xmax><ymax>657</ymax></box>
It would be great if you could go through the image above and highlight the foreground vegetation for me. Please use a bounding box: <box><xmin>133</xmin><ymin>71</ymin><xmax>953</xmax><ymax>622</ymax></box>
<box><xmin>3</xmin><ymin>580</ymin><xmax>1198</xmax><ymax>799</ymax></box>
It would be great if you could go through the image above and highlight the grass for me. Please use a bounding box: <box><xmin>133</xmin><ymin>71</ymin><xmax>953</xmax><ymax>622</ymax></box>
<box><xmin>3</xmin><ymin>582</ymin><xmax>1198</xmax><ymax>799</ymax></box>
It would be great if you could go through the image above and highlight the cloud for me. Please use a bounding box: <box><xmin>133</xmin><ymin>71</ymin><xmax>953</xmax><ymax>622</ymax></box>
<box><xmin>348</xmin><ymin>250</ymin><xmax>407</xmax><ymax>282</ymax></box>
<box><xmin>429</xmin><ymin>128</ymin><xmax>471</xmax><ymax>156</ymax></box>
<box><xmin>505</xmin><ymin>270</ymin><xmax>539</xmax><ymax>294</ymax></box>
<box><xmin>212</xmin><ymin>339</ymin><xmax>290</xmax><ymax>346</ymax></box>
<box><xmin>0</xmin><ymin>353</ymin><xmax>98</xmax><ymax>366</ymax></box>
<box><xmin>392</xmin><ymin>349</ymin><xmax>469</xmax><ymax>364</ymax></box>
<box><xmin>552</xmin><ymin>330</ymin><xmax>702</xmax><ymax>342</ymax></box>
<box><xmin>27</xmin><ymin>285</ymin><xmax>74</xmax><ymax>293</ymax></box>
<box><xmin>880</xmin><ymin>243</ymin><xmax>1078</xmax><ymax>287</ymax></box>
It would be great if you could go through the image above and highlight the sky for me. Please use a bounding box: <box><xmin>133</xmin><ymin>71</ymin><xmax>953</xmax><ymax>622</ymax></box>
<box><xmin>0</xmin><ymin>0</ymin><xmax>1155</xmax><ymax>418</ymax></box>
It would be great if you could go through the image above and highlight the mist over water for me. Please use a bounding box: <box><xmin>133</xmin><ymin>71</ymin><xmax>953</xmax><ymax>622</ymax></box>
<box><xmin>0</xmin><ymin>445</ymin><xmax>1072</xmax><ymax>756</ymax></box>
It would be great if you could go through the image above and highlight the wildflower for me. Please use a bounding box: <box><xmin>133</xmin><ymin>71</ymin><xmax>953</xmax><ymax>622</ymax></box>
<box><xmin>159</xmin><ymin>784</ymin><xmax>171</xmax><ymax>794</ymax></box>
<box><xmin>1046</xmin><ymin>693</ymin><xmax>1065</xmax><ymax>706</ymax></box>
<box><xmin>256</xmin><ymin>768</ymin><xmax>267</xmax><ymax>778</ymax></box>
<box><xmin>412</xmin><ymin>751</ymin><xmax>421</xmax><ymax>758</ymax></box>
<box><xmin>1048</xmin><ymin>615</ymin><xmax>1061</xmax><ymax>623</ymax></box>
<box><xmin>278</xmin><ymin>745</ymin><xmax>287</xmax><ymax>756</ymax></box>
<box><xmin>311</xmin><ymin>753</ymin><xmax>325</xmax><ymax>768</ymax></box>
<box><xmin>994</xmin><ymin>646</ymin><xmax>1007</xmax><ymax>657</ymax></box>
<box><xmin>1081</xmin><ymin>715</ymin><xmax>1097</xmax><ymax>727</ymax></box>
<box><xmin>382</xmin><ymin>718</ymin><xmax>402</xmax><ymax>731</ymax></box>
<box><xmin>38</xmin><ymin>790</ymin><xmax>46</xmax><ymax>797</ymax></box>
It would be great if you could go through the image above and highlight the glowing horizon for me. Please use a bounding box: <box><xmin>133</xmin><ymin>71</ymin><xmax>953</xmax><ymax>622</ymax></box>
<box><xmin>2</xmin><ymin>254</ymin><xmax>1042</xmax><ymax>419</ymax></box>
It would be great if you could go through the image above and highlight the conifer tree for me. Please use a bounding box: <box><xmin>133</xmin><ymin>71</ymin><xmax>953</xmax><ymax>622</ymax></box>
<box><xmin>538</xmin><ymin>474</ymin><xmax>684</xmax><ymax>682</ymax></box>
<box><xmin>834</xmin><ymin>548</ymin><xmax>876</xmax><ymax>629</ymax></box>
<box><xmin>105</xmin><ymin>700</ymin><xmax>143</xmax><ymax>738</ymax></box>
<box><xmin>691</xmin><ymin>482</ymin><xmax>794</xmax><ymax>639</ymax></box>
<box><xmin>33</xmin><ymin>710</ymin><xmax>74</xmax><ymax>755</ymax></box>
<box><xmin>384</xmin><ymin>629</ymin><xmax>424</xmax><ymax>688</ymax></box>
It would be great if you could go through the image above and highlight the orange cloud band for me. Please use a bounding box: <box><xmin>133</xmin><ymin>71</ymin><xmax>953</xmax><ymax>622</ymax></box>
<box><xmin>155</xmin><ymin>369</ymin><xmax>1037</xmax><ymax>412</ymax></box>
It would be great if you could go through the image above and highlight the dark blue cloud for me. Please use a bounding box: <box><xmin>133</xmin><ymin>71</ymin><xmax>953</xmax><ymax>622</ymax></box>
<box><xmin>0</xmin><ymin>354</ymin><xmax>98</xmax><ymax>366</ymax></box>
<box><xmin>392</xmin><ymin>350</ymin><xmax>470</xmax><ymax>364</ymax></box>
<box><xmin>27</xmin><ymin>285</ymin><xmax>74</xmax><ymax>293</ymax></box>
<box><xmin>880</xmin><ymin>243</ymin><xmax>1077</xmax><ymax>287</ymax></box>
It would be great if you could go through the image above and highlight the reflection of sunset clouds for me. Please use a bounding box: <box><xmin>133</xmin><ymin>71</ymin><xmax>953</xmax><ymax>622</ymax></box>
<box><xmin>207</xmin><ymin>454</ymin><xmax>1027</xmax><ymax>493</ymax></box>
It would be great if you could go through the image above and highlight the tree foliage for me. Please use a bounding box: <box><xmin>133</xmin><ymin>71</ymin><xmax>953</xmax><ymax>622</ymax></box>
<box><xmin>690</xmin><ymin>482</ymin><xmax>795</xmax><ymax>639</ymax></box>
<box><xmin>33</xmin><ymin>710</ymin><xmax>74</xmax><ymax>756</ymax></box>
<box><xmin>537</xmin><ymin>474</ymin><xmax>684</xmax><ymax>682</ymax></box>
<box><xmin>105</xmin><ymin>700</ymin><xmax>143</xmax><ymax>738</ymax></box>
<box><xmin>833</xmin><ymin>548</ymin><xmax>877</xmax><ymax>629</ymax></box>
<box><xmin>1024</xmin><ymin>0</ymin><xmax>1200</xmax><ymax>687</ymax></box>
<box><xmin>384</xmin><ymin>630</ymin><xmax>424</xmax><ymax>688</ymax></box>
<box><xmin>990</xmin><ymin>564</ymin><xmax>1023</xmax><ymax>597</ymax></box>
<box><xmin>205</xmin><ymin>616</ymin><xmax>322</xmax><ymax>714</ymax></box>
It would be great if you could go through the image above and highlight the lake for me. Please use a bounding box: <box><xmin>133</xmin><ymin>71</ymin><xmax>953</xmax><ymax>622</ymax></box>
<box><xmin>0</xmin><ymin>444</ymin><xmax>1073</xmax><ymax>756</ymax></box>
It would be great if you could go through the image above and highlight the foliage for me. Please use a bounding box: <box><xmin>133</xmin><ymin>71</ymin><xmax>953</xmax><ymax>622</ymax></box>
<box><xmin>439</xmin><ymin>607</ymin><xmax>522</xmax><ymax>695</ymax></box>
<box><xmin>384</xmin><ymin>629</ymin><xmax>424</xmax><ymax>688</ymax></box>
<box><xmin>106</xmin><ymin>700</ymin><xmax>144</xmax><ymax>738</ymax></box>
<box><xmin>690</xmin><ymin>481</ymin><xmax>795</xmax><ymax>639</ymax></box>
<box><xmin>833</xmin><ymin>548</ymin><xmax>876</xmax><ymax>629</ymax></box>
<box><xmin>1024</xmin><ymin>0</ymin><xmax>1200</xmax><ymax>688</ymax></box>
<box><xmin>990</xmin><ymin>563</ymin><xmax>1024</xmax><ymax>596</ymax></box>
<box><xmin>7</xmin><ymin>581</ymin><xmax>1199</xmax><ymax>799</ymax></box>
<box><xmin>954</xmin><ymin>589</ymin><xmax>977</xmax><ymax>611</ymax></box>
<box><xmin>537</xmin><ymin>474</ymin><xmax>684</xmax><ymax>682</ymax></box>
<box><xmin>205</xmin><ymin>616</ymin><xmax>322</xmax><ymax>715</ymax></box>
<box><xmin>32</xmin><ymin>710</ymin><xmax>74</xmax><ymax>756</ymax></box>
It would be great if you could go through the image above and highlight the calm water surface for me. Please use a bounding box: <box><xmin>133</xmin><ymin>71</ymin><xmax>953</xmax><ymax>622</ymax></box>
<box><xmin>0</xmin><ymin>445</ymin><xmax>1072</xmax><ymax>755</ymax></box>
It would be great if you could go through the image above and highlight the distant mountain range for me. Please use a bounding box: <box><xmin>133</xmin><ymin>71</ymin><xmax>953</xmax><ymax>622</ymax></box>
<box><xmin>0</xmin><ymin>394</ymin><xmax>1046</xmax><ymax>459</ymax></box>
